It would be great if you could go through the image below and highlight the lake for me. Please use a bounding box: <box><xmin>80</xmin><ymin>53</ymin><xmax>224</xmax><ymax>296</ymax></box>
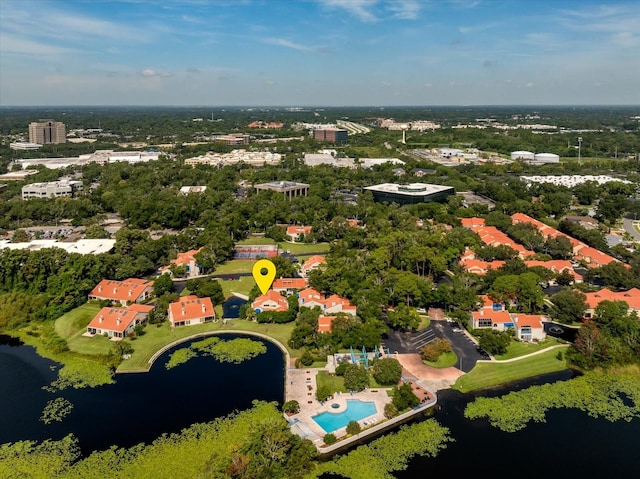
<box><xmin>0</xmin><ymin>333</ymin><xmax>284</xmax><ymax>454</ymax></box>
<box><xmin>1</xmin><ymin>335</ymin><xmax>639</xmax><ymax>476</ymax></box>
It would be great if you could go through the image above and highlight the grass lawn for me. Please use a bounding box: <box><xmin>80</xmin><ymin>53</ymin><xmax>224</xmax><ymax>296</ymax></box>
<box><xmin>118</xmin><ymin>319</ymin><xmax>301</xmax><ymax>372</ymax></box>
<box><xmin>452</xmin><ymin>348</ymin><xmax>569</xmax><ymax>393</ymax></box>
<box><xmin>236</xmin><ymin>237</ymin><xmax>277</xmax><ymax>245</ymax></box>
<box><xmin>278</xmin><ymin>242</ymin><xmax>331</xmax><ymax>255</ymax></box>
<box><xmin>55</xmin><ymin>303</ymin><xmax>101</xmax><ymax>339</ymax></box>
<box><xmin>219</xmin><ymin>276</ymin><xmax>255</xmax><ymax>299</ymax></box>
<box><xmin>55</xmin><ymin>303</ymin><xmax>113</xmax><ymax>356</ymax></box>
<box><xmin>317</xmin><ymin>370</ymin><xmax>347</xmax><ymax>394</ymax></box>
<box><xmin>214</xmin><ymin>260</ymin><xmax>255</xmax><ymax>275</ymax></box>
<box><xmin>418</xmin><ymin>316</ymin><xmax>431</xmax><ymax>330</ymax></box>
<box><xmin>424</xmin><ymin>351</ymin><xmax>457</xmax><ymax>368</ymax></box>
<box><xmin>495</xmin><ymin>337</ymin><xmax>564</xmax><ymax>361</ymax></box>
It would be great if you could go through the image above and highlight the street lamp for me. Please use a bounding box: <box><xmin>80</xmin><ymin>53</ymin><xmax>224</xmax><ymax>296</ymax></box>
<box><xmin>578</xmin><ymin>137</ymin><xmax>583</xmax><ymax>165</ymax></box>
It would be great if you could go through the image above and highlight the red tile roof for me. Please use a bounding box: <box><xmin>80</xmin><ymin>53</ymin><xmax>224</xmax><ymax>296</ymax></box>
<box><xmin>87</xmin><ymin>306</ymin><xmax>150</xmax><ymax>333</ymax></box>
<box><xmin>168</xmin><ymin>295</ymin><xmax>215</xmax><ymax>323</ymax></box>
<box><xmin>272</xmin><ymin>278</ymin><xmax>308</xmax><ymax>291</ymax></box>
<box><xmin>513</xmin><ymin>314</ymin><xmax>545</xmax><ymax>330</ymax></box>
<box><xmin>298</xmin><ymin>287</ymin><xmax>356</xmax><ymax>315</ymax></box>
<box><xmin>511</xmin><ymin>213</ymin><xmax>622</xmax><ymax>269</ymax></box>
<box><xmin>161</xmin><ymin>248</ymin><xmax>202</xmax><ymax>271</ymax></box>
<box><xmin>317</xmin><ymin>315</ymin><xmax>336</xmax><ymax>333</ymax></box>
<box><xmin>585</xmin><ymin>288</ymin><xmax>640</xmax><ymax>310</ymax></box>
<box><xmin>252</xmin><ymin>290</ymin><xmax>289</xmax><ymax>312</ymax></box>
<box><xmin>471</xmin><ymin>309</ymin><xmax>512</xmax><ymax>324</ymax></box>
<box><xmin>286</xmin><ymin>225</ymin><xmax>312</xmax><ymax>236</ymax></box>
<box><xmin>301</xmin><ymin>255</ymin><xmax>326</xmax><ymax>273</ymax></box>
<box><xmin>89</xmin><ymin>278</ymin><xmax>153</xmax><ymax>303</ymax></box>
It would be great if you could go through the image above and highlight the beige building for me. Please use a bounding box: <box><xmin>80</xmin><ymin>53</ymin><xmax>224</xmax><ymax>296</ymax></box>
<box><xmin>29</xmin><ymin>120</ymin><xmax>66</xmax><ymax>144</ymax></box>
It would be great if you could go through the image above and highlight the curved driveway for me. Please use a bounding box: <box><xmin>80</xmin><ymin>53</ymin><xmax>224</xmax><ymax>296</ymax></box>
<box><xmin>622</xmin><ymin>218</ymin><xmax>640</xmax><ymax>241</ymax></box>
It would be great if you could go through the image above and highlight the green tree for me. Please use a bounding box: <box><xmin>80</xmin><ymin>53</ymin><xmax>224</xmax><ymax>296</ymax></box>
<box><xmin>343</xmin><ymin>363</ymin><xmax>370</xmax><ymax>391</ymax></box>
<box><xmin>346</xmin><ymin>420</ymin><xmax>361</xmax><ymax>435</ymax></box>
<box><xmin>479</xmin><ymin>329</ymin><xmax>511</xmax><ymax>355</ymax></box>
<box><xmin>550</xmin><ymin>288</ymin><xmax>587</xmax><ymax>324</ymax></box>
<box><xmin>370</xmin><ymin>358</ymin><xmax>402</xmax><ymax>385</ymax></box>
<box><xmin>391</xmin><ymin>382</ymin><xmax>420</xmax><ymax>411</ymax></box>
<box><xmin>387</xmin><ymin>303</ymin><xmax>420</xmax><ymax>330</ymax></box>
<box><xmin>154</xmin><ymin>273</ymin><xmax>174</xmax><ymax>296</ymax></box>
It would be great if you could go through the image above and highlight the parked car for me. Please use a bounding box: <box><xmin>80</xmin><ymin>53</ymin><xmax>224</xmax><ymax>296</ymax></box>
<box><xmin>452</xmin><ymin>328</ymin><xmax>463</xmax><ymax>333</ymax></box>
<box><xmin>416</xmin><ymin>307</ymin><xmax>426</xmax><ymax>314</ymax></box>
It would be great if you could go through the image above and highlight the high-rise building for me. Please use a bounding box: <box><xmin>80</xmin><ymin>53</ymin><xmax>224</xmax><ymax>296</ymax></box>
<box><xmin>311</xmin><ymin>128</ymin><xmax>348</xmax><ymax>144</ymax></box>
<box><xmin>28</xmin><ymin>120</ymin><xmax>66</xmax><ymax>144</ymax></box>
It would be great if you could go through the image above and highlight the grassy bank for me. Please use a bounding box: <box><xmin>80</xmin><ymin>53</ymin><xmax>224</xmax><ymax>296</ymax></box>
<box><xmin>452</xmin><ymin>348</ymin><xmax>569</xmax><ymax>392</ymax></box>
<box><xmin>494</xmin><ymin>337</ymin><xmax>564</xmax><ymax>361</ymax></box>
<box><xmin>118</xmin><ymin>318</ymin><xmax>300</xmax><ymax>372</ymax></box>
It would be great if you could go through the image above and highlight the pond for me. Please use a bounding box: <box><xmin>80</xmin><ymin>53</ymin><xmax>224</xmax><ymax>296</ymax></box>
<box><xmin>0</xmin><ymin>333</ymin><xmax>284</xmax><ymax>454</ymax></box>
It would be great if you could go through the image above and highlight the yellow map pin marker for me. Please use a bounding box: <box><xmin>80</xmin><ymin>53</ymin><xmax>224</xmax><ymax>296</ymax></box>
<box><xmin>252</xmin><ymin>259</ymin><xmax>276</xmax><ymax>294</ymax></box>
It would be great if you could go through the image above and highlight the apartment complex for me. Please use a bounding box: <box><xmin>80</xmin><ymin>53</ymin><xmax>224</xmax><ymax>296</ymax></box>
<box><xmin>29</xmin><ymin>120</ymin><xmax>66</xmax><ymax>144</ymax></box>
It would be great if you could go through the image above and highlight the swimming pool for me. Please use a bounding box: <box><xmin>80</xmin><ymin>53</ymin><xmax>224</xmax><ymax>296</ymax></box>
<box><xmin>312</xmin><ymin>399</ymin><xmax>377</xmax><ymax>433</ymax></box>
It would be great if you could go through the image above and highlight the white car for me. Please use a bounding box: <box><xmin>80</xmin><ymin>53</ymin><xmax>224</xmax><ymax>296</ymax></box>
<box><xmin>416</xmin><ymin>308</ymin><xmax>426</xmax><ymax>313</ymax></box>
<box><xmin>452</xmin><ymin>328</ymin><xmax>463</xmax><ymax>333</ymax></box>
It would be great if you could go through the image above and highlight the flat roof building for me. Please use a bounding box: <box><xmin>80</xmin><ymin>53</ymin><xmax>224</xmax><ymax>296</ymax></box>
<box><xmin>22</xmin><ymin>180</ymin><xmax>83</xmax><ymax>200</ymax></box>
<box><xmin>364</xmin><ymin>183</ymin><xmax>455</xmax><ymax>204</ymax></box>
<box><xmin>255</xmin><ymin>181</ymin><xmax>310</xmax><ymax>199</ymax></box>
<box><xmin>29</xmin><ymin>120</ymin><xmax>66</xmax><ymax>144</ymax></box>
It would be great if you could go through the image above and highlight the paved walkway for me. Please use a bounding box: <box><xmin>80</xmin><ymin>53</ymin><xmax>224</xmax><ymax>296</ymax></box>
<box><xmin>622</xmin><ymin>218</ymin><xmax>640</xmax><ymax>241</ymax></box>
<box><xmin>395</xmin><ymin>353</ymin><xmax>464</xmax><ymax>391</ymax></box>
<box><xmin>479</xmin><ymin>344</ymin><xmax>570</xmax><ymax>364</ymax></box>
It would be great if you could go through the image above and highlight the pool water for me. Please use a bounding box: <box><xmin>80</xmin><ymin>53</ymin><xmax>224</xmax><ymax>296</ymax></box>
<box><xmin>312</xmin><ymin>399</ymin><xmax>377</xmax><ymax>433</ymax></box>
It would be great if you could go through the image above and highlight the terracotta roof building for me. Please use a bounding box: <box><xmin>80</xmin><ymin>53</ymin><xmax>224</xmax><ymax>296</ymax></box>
<box><xmin>167</xmin><ymin>295</ymin><xmax>215</xmax><ymax>327</ymax></box>
<box><xmin>252</xmin><ymin>290</ymin><xmax>289</xmax><ymax>313</ymax></box>
<box><xmin>298</xmin><ymin>287</ymin><xmax>357</xmax><ymax>316</ymax></box>
<box><xmin>88</xmin><ymin>278</ymin><xmax>154</xmax><ymax>306</ymax></box>
<box><xmin>317</xmin><ymin>315</ymin><xmax>336</xmax><ymax>333</ymax></box>
<box><xmin>300</xmin><ymin>255</ymin><xmax>327</xmax><ymax>277</ymax></box>
<box><xmin>87</xmin><ymin>304</ymin><xmax>153</xmax><ymax>339</ymax></box>
<box><xmin>272</xmin><ymin>278</ymin><xmax>308</xmax><ymax>294</ymax></box>
<box><xmin>160</xmin><ymin>248</ymin><xmax>202</xmax><ymax>278</ymax></box>
<box><xmin>584</xmin><ymin>288</ymin><xmax>640</xmax><ymax>318</ymax></box>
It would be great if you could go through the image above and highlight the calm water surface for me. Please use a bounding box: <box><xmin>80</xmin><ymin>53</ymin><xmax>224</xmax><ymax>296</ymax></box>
<box><xmin>2</xmin><ymin>335</ymin><xmax>639</xmax><ymax>476</ymax></box>
<box><xmin>0</xmin><ymin>334</ymin><xmax>284</xmax><ymax>454</ymax></box>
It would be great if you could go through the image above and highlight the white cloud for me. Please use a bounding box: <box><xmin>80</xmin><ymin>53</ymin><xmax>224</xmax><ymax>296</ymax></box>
<box><xmin>0</xmin><ymin>32</ymin><xmax>80</xmax><ymax>57</ymax></box>
<box><xmin>262</xmin><ymin>38</ymin><xmax>314</xmax><ymax>51</ymax></box>
<box><xmin>317</xmin><ymin>0</ymin><xmax>379</xmax><ymax>22</ymax></box>
<box><xmin>388</xmin><ymin>0</ymin><xmax>421</xmax><ymax>20</ymax></box>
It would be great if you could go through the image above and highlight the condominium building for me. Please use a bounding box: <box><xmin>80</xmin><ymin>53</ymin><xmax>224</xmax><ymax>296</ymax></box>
<box><xmin>28</xmin><ymin>120</ymin><xmax>66</xmax><ymax>144</ymax></box>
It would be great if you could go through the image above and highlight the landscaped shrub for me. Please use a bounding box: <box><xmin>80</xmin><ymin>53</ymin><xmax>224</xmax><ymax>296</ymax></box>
<box><xmin>300</xmin><ymin>350</ymin><xmax>314</xmax><ymax>367</ymax></box>
<box><xmin>420</xmin><ymin>338</ymin><xmax>452</xmax><ymax>362</ymax></box>
<box><xmin>283</xmin><ymin>400</ymin><xmax>300</xmax><ymax>414</ymax></box>
<box><xmin>346</xmin><ymin>420</ymin><xmax>361</xmax><ymax>435</ymax></box>
<box><xmin>324</xmin><ymin>433</ymin><xmax>337</xmax><ymax>445</ymax></box>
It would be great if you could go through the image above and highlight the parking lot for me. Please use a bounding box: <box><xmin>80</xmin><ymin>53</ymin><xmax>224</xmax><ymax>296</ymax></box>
<box><xmin>383</xmin><ymin>319</ymin><xmax>486</xmax><ymax>373</ymax></box>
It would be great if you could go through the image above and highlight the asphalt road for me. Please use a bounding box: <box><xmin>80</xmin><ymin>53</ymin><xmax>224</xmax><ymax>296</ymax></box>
<box><xmin>623</xmin><ymin>218</ymin><xmax>640</xmax><ymax>241</ymax></box>
<box><xmin>382</xmin><ymin>320</ymin><xmax>485</xmax><ymax>373</ymax></box>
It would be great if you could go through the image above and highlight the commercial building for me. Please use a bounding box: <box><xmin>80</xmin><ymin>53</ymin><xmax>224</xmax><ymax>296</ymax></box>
<box><xmin>364</xmin><ymin>183</ymin><xmax>455</xmax><ymax>205</ymax></box>
<box><xmin>21</xmin><ymin>180</ymin><xmax>83</xmax><ymax>200</ymax></box>
<box><xmin>28</xmin><ymin>120</ymin><xmax>66</xmax><ymax>144</ymax></box>
<box><xmin>10</xmin><ymin>142</ymin><xmax>42</xmax><ymax>151</ymax></box>
<box><xmin>255</xmin><ymin>181</ymin><xmax>309</xmax><ymax>199</ymax></box>
<box><xmin>312</xmin><ymin>128</ymin><xmax>348</xmax><ymax>144</ymax></box>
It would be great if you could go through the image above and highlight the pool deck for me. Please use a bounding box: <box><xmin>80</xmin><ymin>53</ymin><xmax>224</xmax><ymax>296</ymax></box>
<box><xmin>285</xmin><ymin>360</ymin><xmax>439</xmax><ymax>452</ymax></box>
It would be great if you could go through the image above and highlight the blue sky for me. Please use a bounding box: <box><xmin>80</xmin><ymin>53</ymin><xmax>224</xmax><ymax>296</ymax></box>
<box><xmin>1</xmin><ymin>0</ymin><xmax>639</xmax><ymax>106</ymax></box>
